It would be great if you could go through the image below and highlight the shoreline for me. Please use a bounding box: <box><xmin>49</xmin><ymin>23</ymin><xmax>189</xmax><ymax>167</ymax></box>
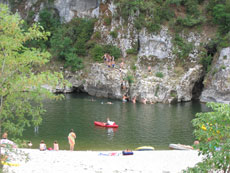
<box><xmin>6</xmin><ymin>149</ymin><xmax>203</xmax><ymax>173</ymax></box>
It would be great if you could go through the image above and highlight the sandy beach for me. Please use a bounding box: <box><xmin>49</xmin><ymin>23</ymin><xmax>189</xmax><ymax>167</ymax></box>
<box><xmin>5</xmin><ymin>149</ymin><xmax>203</xmax><ymax>173</ymax></box>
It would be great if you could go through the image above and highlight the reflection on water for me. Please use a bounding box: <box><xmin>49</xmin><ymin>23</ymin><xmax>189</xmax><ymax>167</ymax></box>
<box><xmin>22</xmin><ymin>93</ymin><xmax>209</xmax><ymax>150</ymax></box>
<box><xmin>107</xmin><ymin>128</ymin><xmax>115</xmax><ymax>140</ymax></box>
<box><xmin>34</xmin><ymin>126</ymin><xmax>39</xmax><ymax>134</ymax></box>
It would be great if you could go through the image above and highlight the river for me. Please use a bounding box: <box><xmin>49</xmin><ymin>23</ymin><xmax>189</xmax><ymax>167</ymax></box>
<box><xmin>23</xmin><ymin>93</ymin><xmax>209</xmax><ymax>150</ymax></box>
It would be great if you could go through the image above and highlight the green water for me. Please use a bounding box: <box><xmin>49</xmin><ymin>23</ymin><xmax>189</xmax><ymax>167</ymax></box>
<box><xmin>23</xmin><ymin>93</ymin><xmax>209</xmax><ymax>150</ymax></box>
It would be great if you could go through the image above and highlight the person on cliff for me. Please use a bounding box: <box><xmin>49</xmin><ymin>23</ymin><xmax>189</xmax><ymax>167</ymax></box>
<box><xmin>68</xmin><ymin>129</ymin><xmax>76</xmax><ymax>151</ymax></box>
<box><xmin>102</xmin><ymin>53</ymin><xmax>107</xmax><ymax>64</ymax></box>
<box><xmin>148</xmin><ymin>66</ymin><xmax>151</xmax><ymax>73</ymax></box>
<box><xmin>111</xmin><ymin>56</ymin><xmax>115</xmax><ymax>68</ymax></box>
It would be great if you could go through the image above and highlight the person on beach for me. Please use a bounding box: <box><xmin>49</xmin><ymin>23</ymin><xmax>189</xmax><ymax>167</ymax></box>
<box><xmin>40</xmin><ymin>140</ymin><xmax>46</xmax><ymax>151</ymax></box>
<box><xmin>0</xmin><ymin>132</ymin><xmax>17</xmax><ymax>148</ymax></box>
<box><xmin>68</xmin><ymin>129</ymin><xmax>76</xmax><ymax>151</ymax></box>
<box><xmin>53</xmin><ymin>140</ymin><xmax>59</xmax><ymax>151</ymax></box>
<box><xmin>28</xmin><ymin>141</ymin><xmax>33</xmax><ymax>148</ymax></box>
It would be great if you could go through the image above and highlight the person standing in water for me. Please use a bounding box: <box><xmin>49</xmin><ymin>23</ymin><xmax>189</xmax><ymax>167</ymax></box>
<box><xmin>68</xmin><ymin>129</ymin><xmax>76</xmax><ymax>151</ymax></box>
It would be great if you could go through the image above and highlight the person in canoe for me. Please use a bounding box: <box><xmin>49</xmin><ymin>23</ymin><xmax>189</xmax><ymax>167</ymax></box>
<box><xmin>68</xmin><ymin>129</ymin><xmax>76</xmax><ymax>151</ymax></box>
<box><xmin>106</xmin><ymin>117</ymin><xmax>114</xmax><ymax>125</ymax></box>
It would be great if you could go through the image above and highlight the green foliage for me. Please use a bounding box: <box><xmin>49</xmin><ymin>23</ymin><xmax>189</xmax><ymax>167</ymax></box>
<box><xmin>103</xmin><ymin>45</ymin><xmax>121</xmax><ymax>59</ymax></box>
<box><xmin>64</xmin><ymin>53</ymin><xmax>84</xmax><ymax>71</ymax></box>
<box><xmin>184</xmin><ymin>0</ymin><xmax>200</xmax><ymax>16</ymax></box>
<box><xmin>200</xmin><ymin>55</ymin><xmax>213</xmax><ymax>73</ymax></box>
<box><xmin>115</xmin><ymin>0</ymin><xmax>173</xmax><ymax>33</ymax></box>
<box><xmin>90</xmin><ymin>44</ymin><xmax>104</xmax><ymax>61</ymax></box>
<box><xmin>93</xmin><ymin>31</ymin><xmax>101</xmax><ymax>40</ymax></box>
<box><xmin>90</xmin><ymin>44</ymin><xmax>121</xmax><ymax>61</ymax></box>
<box><xmin>186</xmin><ymin>103</ymin><xmax>230</xmax><ymax>172</ymax></box>
<box><xmin>38</xmin><ymin>8</ymin><xmax>60</xmax><ymax>33</ymax></box>
<box><xmin>110</xmin><ymin>31</ymin><xmax>118</xmax><ymax>38</ymax></box>
<box><xmin>212</xmin><ymin>3</ymin><xmax>230</xmax><ymax>34</ymax></box>
<box><xmin>155</xmin><ymin>72</ymin><xmax>164</xmax><ymax>78</ymax></box>
<box><xmin>131</xmin><ymin>63</ymin><xmax>137</xmax><ymax>71</ymax></box>
<box><xmin>104</xmin><ymin>16</ymin><xmax>112</xmax><ymax>26</ymax></box>
<box><xmin>124</xmin><ymin>73</ymin><xmax>134</xmax><ymax>85</ymax></box>
<box><xmin>175</xmin><ymin>15</ymin><xmax>205</xmax><ymax>27</ymax></box>
<box><xmin>220</xmin><ymin>65</ymin><xmax>226</xmax><ymax>70</ymax></box>
<box><xmin>0</xmin><ymin>3</ymin><xmax>65</xmax><ymax>141</ymax></box>
<box><xmin>50</xmin><ymin>18</ymin><xmax>95</xmax><ymax>70</ymax></box>
<box><xmin>126</xmin><ymin>48</ymin><xmax>138</xmax><ymax>55</ymax></box>
<box><xmin>173</xmin><ymin>34</ymin><xmax>194</xmax><ymax>60</ymax></box>
<box><xmin>170</xmin><ymin>91</ymin><xmax>177</xmax><ymax>98</ymax></box>
<box><xmin>23</xmin><ymin>8</ymin><xmax>61</xmax><ymax>50</ymax></box>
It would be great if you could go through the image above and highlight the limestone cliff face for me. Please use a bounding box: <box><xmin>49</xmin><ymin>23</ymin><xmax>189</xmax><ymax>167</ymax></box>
<box><xmin>200</xmin><ymin>48</ymin><xmax>230</xmax><ymax>103</ymax></box>
<box><xmin>3</xmin><ymin>0</ymin><xmax>230</xmax><ymax>103</ymax></box>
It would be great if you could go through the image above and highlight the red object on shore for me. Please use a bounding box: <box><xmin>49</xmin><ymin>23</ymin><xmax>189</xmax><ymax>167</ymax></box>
<box><xmin>94</xmin><ymin>121</ymin><xmax>119</xmax><ymax>128</ymax></box>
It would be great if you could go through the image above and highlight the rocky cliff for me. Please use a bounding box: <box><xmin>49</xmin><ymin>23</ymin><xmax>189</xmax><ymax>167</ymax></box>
<box><xmin>3</xmin><ymin>0</ymin><xmax>230</xmax><ymax>103</ymax></box>
<box><xmin>200</xmin><ymin>48</ymin><xmax>230</xmax><ymax>103</ymax></box>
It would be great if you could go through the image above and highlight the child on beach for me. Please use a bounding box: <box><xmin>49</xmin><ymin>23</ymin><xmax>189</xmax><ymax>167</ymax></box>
<box><xmin>28</xmin><ymin>141</ymin><xmax>32</xmax><ymax>148</ymax></box>
<box><xmin>40</xmin><ymin>140</ymin><xmax>46</xmax><ymax>151</ymax></box>
<box><xmin>53</xmin><ymin>140</ymin><xmax>59</xmax><ymax>151</ymax></box>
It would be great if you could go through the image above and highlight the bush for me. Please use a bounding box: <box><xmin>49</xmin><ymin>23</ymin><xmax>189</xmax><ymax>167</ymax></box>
<box><xmin>93</xmin><ymin>31</ymin><xmax>101</xmax><ymax>40</ymax></box>
<box><xmin>65</xmin><ymin>53</ymin><xmax>84</xmax><ymax>71</ymax></box>
<box><xmin>126</xmin><ymin>48</ymin><xmax>138</xmax><ymax>55</ymax></box>
<box><xmin>173</xmin><ymin>34</ymin><xmax>194</xmax><ymax>60</ymax></box>
<box><xmin>212</xmin><ymin>4</ymin><xmax>230</xmax><ymax>34</ymax></box>
<box><xmin>186</xmin><ymin>103</ymin><xmax>230</xmax><ymax>172</ymax></box>
<box><xmin>38</xmin><ymin>8</ymin><xmax>60</xmax><ymax>33</ymax></box>
<box><xmin>124</xmin><ymin>74</ymin><xmax>134</xmax><ymax>85</ymax></box>
<box><xmin>50</xmin><ymin>17</ymin><xmax>95</xmax><ymax>70</ymax></box>
<box><xmin>90</xmin><ymin>44</ymin><xmax>122</xmax><ymax>61</ymax></box>
<box><xmin>103</xmin><ymin>45</ymin><xmax>121</xmax><ymax>59</ymax></box>
<box><xmin>90</xmin><ymin>44</ymin><xmax>104</xmax><ymax>62</ymax></box>
<box><xmin>200</xmin><ymin>55</ymin><xmax>213</xmax><ymax>73</ymax></box>
<box><xmin>110</xmin><ymin>31</ymin><xmax>118</xmax><ymax>38</ymax></box>
<box><xmin>104</xmin><ymin>16</ymin><xmax>112</xmax><ymax>26</ymax></box>
<box><xmin>175</xmin><ymin>15</ymin><xmax>204</xmax><ymax>27</ymax></box>
<box><xmin>155</xmin><ymin>72</ymin><xmax>164</xmax><ymax>78</ymax></box>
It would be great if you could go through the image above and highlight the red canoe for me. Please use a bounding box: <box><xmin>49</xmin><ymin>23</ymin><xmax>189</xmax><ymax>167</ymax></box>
<box><xmin>94</xmin><ymin>121</ymin><xmax>119</xmax><ymax>128</ymax></box>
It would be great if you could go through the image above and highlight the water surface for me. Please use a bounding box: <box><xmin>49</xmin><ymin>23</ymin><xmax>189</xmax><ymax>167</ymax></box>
<box><xmin>23</xmin><ymin>93</ymin><xmax>209</xmax><ymax>150</ymax></box>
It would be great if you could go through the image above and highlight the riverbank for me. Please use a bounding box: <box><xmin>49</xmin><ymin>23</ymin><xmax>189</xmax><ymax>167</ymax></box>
<box><xmin>6</xmin><ymin>149</ymin><xmax>203</xmax><ymax>173</ymax></box>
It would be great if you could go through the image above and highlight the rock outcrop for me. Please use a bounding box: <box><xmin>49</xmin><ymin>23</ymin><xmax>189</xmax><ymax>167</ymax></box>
<box><xmin>200</xmin><ymin>47</ymin><xmax>230</xmax><ymax>103</ymax></box>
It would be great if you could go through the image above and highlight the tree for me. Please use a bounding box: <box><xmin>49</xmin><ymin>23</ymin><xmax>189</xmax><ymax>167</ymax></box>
<box><xmin>186</xmin><ymin>102</ymin><xmax>230</xmax><ymax>172</ymax></box>
<box><xmin>0</xmin><ymin>4</ymin><xmax>65</xmax><ymax>166</ymax></box>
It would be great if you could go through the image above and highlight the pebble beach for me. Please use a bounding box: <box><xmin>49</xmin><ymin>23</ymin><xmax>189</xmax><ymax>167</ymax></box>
<box><xmin>6</xmin><ymin>149</ymin><xmax>203</xmax><ymax>173</ymax></box>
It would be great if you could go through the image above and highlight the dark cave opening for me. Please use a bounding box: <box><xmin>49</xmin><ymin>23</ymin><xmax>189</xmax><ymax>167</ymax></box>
<box><xmin>192</xmin><ymin>76</ymin><xmax>204</xmax><ymax>100</ymax></box>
